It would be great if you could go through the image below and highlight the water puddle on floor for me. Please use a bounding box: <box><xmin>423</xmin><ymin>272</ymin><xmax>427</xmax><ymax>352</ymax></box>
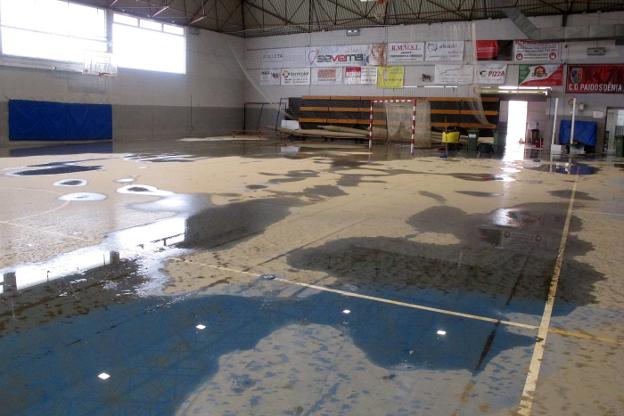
<box><xmin>528</xmin><ymin>161</ymin><xmax>598</xmax><ymax>175</ymax></box>
<box><xmin>1</xmin><ymin>192</ymin><xmax>298</xmax><ymax>305</ymax></box>
<box><xmin>8</xmin><ymin>163</ymin><xmax>102</xmax><ymax>176</ymax></box>
<box><xmin>58</xmin><ymin>192</ymin><xmax>107</xmax><ymax>201</ymax></box>
<box><xmin>53</xmin><ymin>179</ymin><xmax>87</xmax><ymax>186</ymax></box>
<box><xmin>117</xmin><ymin>184</ymin><xmax>173</xmax><ymax>197</ymax></box>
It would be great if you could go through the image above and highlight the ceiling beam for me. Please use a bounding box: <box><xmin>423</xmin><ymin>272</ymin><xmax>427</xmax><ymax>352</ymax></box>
<box><xmin>245</xmin><ymin>0</ymin><xmax>295</xmax><ymax>25</ymax></box>
<box><xmin>425</xmin><ymin>0</ymin><xmax>469</xmax><ymax>20</ymax></box>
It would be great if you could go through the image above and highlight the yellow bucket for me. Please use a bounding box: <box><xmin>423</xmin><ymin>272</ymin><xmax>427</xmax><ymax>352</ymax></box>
<box><xmin>442</xmin><ymin>131</ymin><xmax>460</xmax><ymax>143</ymax></box>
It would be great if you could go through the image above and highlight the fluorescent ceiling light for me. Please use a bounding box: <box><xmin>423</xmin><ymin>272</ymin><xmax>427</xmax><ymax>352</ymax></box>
<box><xmin>152</xmin><ymin>5</ymin><xmax>169</xmax><ymax>17</ymax></box>
<box><xmin>191</xmin><ymin>15</ymin><xmax>206</xmax><ymax>24</ymax></box>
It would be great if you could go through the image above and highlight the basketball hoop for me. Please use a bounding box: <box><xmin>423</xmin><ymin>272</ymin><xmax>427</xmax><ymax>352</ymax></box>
<box><xmin>83</xmin><ymin>52</ymin><xmax>117</xmax><ymax>78</ymax></box>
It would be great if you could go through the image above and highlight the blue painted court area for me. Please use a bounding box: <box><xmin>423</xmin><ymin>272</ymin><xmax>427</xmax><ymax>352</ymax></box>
<box><xmin>0</xmin><ymin>278</ymin><xmax>536</xmax><ymax>415</ymax></box>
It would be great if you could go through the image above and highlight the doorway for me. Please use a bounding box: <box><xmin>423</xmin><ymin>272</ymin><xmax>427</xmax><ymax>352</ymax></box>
<box><xmin>504</xmin><ymin>100</ymin><xmax>528</xmax><ymax>160</ymax></box>
<box><xmin>605</xmin><ymin>108</ymin><xmax>624</xmax><ymax>154</ymax></box>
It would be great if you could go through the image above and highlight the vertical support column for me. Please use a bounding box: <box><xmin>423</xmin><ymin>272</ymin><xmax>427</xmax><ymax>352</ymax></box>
<box><xmin>570</xmin><ymin>97</ymin><xmax>577</xmax><ymax>148</ymax></box>
<box><xmin>550</xmin><ymin>97</ymin><xmax>559</xmax><ymax>148</ymax></box>
<box><xmin>411</xmin><ymin>99</ymin><xmax>416</xmax><ymax>156</ymax></box>
<box><xmin>369</xmin><ymin>100</ymin><xmax>374</xmax><ymax>150</ymax></box>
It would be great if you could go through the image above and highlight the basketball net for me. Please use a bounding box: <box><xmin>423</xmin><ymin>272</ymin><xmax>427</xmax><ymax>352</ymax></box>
<box><xmin>372</xmin><ymin>0</ymin><xmax>388</xmax><ymax>23</ymax></box>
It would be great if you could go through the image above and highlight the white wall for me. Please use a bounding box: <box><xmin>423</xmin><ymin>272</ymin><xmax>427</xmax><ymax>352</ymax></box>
<box><xmin>0</xmin><ymin>28</ymin><xmax>246</xmax><ymax>142</ymax></box>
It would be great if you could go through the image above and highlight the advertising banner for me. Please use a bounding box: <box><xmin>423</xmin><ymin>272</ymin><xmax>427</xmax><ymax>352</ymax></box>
<box><xmin>307</xmin><ymin>44</ymin><xmax>386</xmax><ymax>67</ymax></box>
<box><xmin>425</xmin><ymin>41</ymin><xmax>464</xmax><ymax>62</ymax></box>
<box><xmin>343</xmin><ymin>66</ymin><xmax>361</xmax><ymax>84</ymax></box>
<box><xmin>311</xmin><ymin>67</ymin><xmax>343</xmax><ymax>85</ymax></box>
<box><xmin>566</xmin><ymin>64</ymin><xmax>624</xmax><ymax>94</ymax></box>
<box><xmin>377</xmin><ymin>66</ymin><xmax>404</xmax><ymax>88</ymax></box>
<box><xmin>280</xmin><ymin>68</ymin><xmax>310</xmax><ymax>85</ymax></box>
<box><xmin>259</xmin><ymin>69</ymin><xmax>281</xmax><ymax>85</ymax></box>
<box><xmin>387</xmin><ymin>42</ymin><xmax>425</xmax><ymax>64</ymax></box>
<box><xmin>518</xmin><ymin>64</ymin><xmax>563</xmax><ymax>86</ymax></box>
<box><xmin>477</xmin><ymin>63</ymin><xmax>507</xmax><ymax>84</ymax></box>
<box><xmin>361</xmin><ymin>67</ymin><xmax>378</xmax><ymax>84</ymax></box>
<box><xmin>434</xmin><ymin>64</ymin><xmax>474</xmax><ymax>84</ymax></box>
<box><xmin>249</xmin><ymin>47</ymin><xmax>307</xmax><ymax>69</ymax></box>
<box><xmin>514</xmin><ymin>40</ymin><xmax>561</xmax><ymax>61</ymax></box>
<box><xmin>476</xmin><ymin>40</ymin><xmax>513</xmax><ymax>61</ymax></box>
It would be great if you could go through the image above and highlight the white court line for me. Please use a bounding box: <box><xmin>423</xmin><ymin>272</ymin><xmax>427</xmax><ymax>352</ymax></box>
<box><xmin>198</xmin><ymin>262</ymin><xmax>537</xmax><ymax>331</ymax></box>
<box><xmin>517</xmin><ymin>176</ymin><xmax>579</xmax><ymax>416</ymax></box>
<box><xmin>272</xmin><ymin>276</ymin><xmax>538</xmax><ymax>330</ymax></box>
<box><xmin>0</xmin><ymin>186</ymin><xmax>70</xmax><ymax>222</ymax></box>
<box><xmin>196</xmin><ymin>261</ymin><xmax>623</xmax><ymax>346</ymax></box>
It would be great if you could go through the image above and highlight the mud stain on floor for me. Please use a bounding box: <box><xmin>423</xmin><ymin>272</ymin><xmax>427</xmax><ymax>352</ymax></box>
<box><xmin>419</xmin><ymin>191</ymin><xmax>446</xmax><ymax>204</ymax></box>
<box><xmin>549</xmin><ymin>189</ymin><xmax>597</xmax><ymax>201</ymax></box>
<box><xmin>10</xmin><ymin>164</ymin><xmax>101</xmax><ymax>176</ymax></box>
<box><xmin>456</xmin><ymin>191</ymin><xmax>503</xmax><ymax>198</ymax></box>
<box><xmin>288</xmin><ymin>202</ymin><xmax>602</xmax><ymax>312</ymax></box>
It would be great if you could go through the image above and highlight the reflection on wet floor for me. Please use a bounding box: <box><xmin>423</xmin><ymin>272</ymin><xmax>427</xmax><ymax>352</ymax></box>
<box><xmin>0</xmin><ymin>192</ymin><xmax>299</xmax><ymax>299</ymax></box>
<box><xmin>0</xmin><ymin>139</ymin><xmax>620</xmax><ymax>415</ymax></box>
<box><xmin>527</xmin><ymin>161</ymin><xmax>598</xmax><ymax>175</ymax></box>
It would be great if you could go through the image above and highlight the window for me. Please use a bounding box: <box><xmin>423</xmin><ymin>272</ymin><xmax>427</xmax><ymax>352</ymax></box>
<box><xmin>0</xmin><ymin>0</ymin><xmax>107</xmax><ymax>63</ymax></box>
<box><xmin>113</xmin><ymin>13</ymin><xmax>185</xmax><ymax>74</ymax></box>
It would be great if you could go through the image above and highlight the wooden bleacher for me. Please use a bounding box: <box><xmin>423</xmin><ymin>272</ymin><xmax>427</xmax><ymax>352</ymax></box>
<box><xmin>291</xmin><ymin>96</ymin><xmax>499</xmax><ymax>131</ymax></box>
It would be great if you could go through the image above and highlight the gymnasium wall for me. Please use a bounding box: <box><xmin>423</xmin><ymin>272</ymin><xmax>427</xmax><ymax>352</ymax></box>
<box><xmin>0</xmin><ymin>28</ymin><xmax>245</xmax><ymax>144</ymax></box>
<box><xmin>244</xmin><ymin>11</ymin><xmax>624</xmax><ymax>150</ymax></box>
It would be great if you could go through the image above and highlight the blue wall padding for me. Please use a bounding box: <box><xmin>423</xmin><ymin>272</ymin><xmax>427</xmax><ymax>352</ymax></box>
<box><xmin>9</xmin><ymin>99</ymin><xmax>112</xmax><ymax>141</ymax></box>
<box><xmin>559</xmin><ymin>119</ymin><xmax>597</xmax><ymax>146</ymax></box>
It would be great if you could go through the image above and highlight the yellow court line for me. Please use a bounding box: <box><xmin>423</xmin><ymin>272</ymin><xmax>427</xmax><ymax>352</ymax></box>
<box><xmin>517</xmin><ymin>175</ymin><xmax>579</xmax><ymax>416</ymax></box>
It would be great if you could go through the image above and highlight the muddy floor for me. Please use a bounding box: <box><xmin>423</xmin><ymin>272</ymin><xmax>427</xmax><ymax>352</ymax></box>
<box><xmin>0</xmin><ymin>138</ymin><xmax>622</xmax><ymax>415</ymax></box>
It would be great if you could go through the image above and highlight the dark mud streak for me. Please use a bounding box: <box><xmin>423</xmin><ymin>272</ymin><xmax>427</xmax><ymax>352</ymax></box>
<box><xmin>456</xmin><ymin>191</ymin><xmax>503</xmax><ymax>198</ymax></box>
<box><xmin>13</xmin><ymin>165</ymin><xmax>101</xmax><ymax>176</ymax></box>
<box><xmin>419</xmin><ymin>191</ymin><xmax>446</xmax><ymax>204</ymax></box>
<box><xmin>474</xmin><ymin>322</ymin><xmax>501</xmax><ymax>371</ymax></box>
<box><xmin>505</xmin><ymin>248</ymin><xmax>534</xmax><ymax>306</ymax></box>
<box><xmin>549</xmin><ymin>189</ymin><xmax>597</xmax><ymax>201</ymax></box>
